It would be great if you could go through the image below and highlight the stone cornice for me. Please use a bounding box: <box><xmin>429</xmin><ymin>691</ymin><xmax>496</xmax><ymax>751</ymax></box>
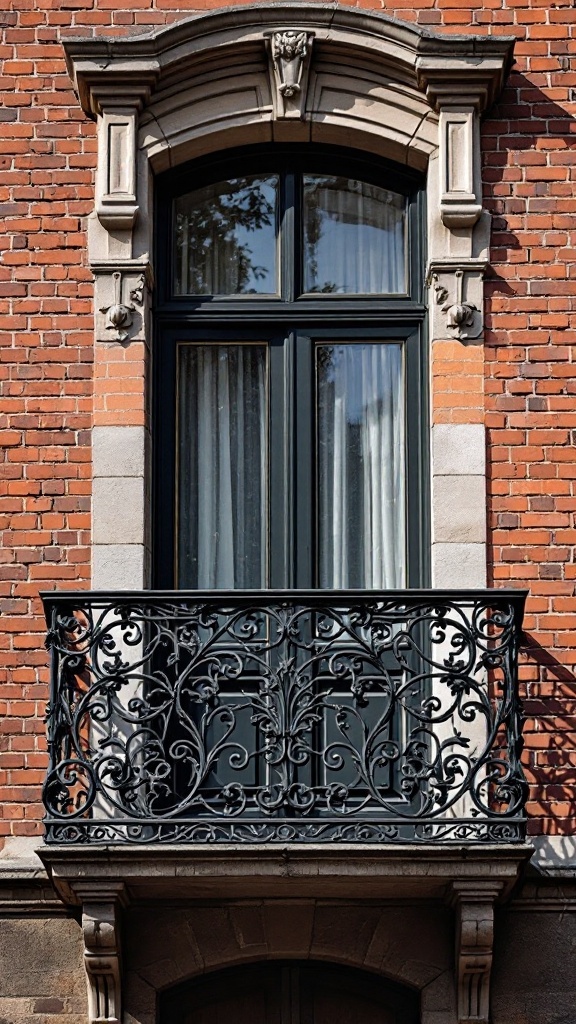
<box><xmin>62</xmin><ymin>2</ymin><xmax>514</xmax><ymax>118</ymax></box>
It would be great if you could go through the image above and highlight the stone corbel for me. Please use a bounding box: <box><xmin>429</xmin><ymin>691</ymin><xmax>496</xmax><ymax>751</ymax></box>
<box><xmin>418</xmin><ymin>60</ymin><xmax>511</xmax><ymax>233</ymax></box>
<box><xmin>419</xmin><ymin>59</ymin><xmax>511</xmax><ymax>342</ymax></box>
<box><xmin>97</xmin><ymin>106</ymin><xmax>138</xmax><ymax>230</ymax></box>
<box><xmin>91</xmin><ymin>84</ymin><xmax>153</xmax><ymax>233</ymax></box>
<box><xmin>450</xmin><ymin>881</ymin><xmax>503</xmax><ymax>1024</ymax></box>
<box><xmin>428</xmin><ymin>261</ymin><xmax>487</xmax><ymax>342</ymax></box>
<box><xmin>93</xmin><ymin>260</ymin><xmax>153</xmax><ymax>344</ymax></box>
<box><xmin>76</xmin><ymin>882</ymin><xmax>127</xmax><ymax>1024</ymax></box>
<box><xmin>438</xmin><ymin>102</ymin><xmax>482</xmax><ymax>229</ymax></box>
<box><xmin>265</xmin><ymin>29</ymin><xmax>314</xmax><ymax>118</ymax></box>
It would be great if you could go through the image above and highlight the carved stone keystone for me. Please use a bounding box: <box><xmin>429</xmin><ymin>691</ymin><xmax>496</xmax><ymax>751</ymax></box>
<box><xmin>75</xmin><ymin>882</ymin><xmax>127</xmax><ymax>1024</ymax></box>
<box><xmin>266</xmin><ymin>29</ymin><xmax>314</xmax><ymax>118</ymax></box>
<box><xmin>449</xmin><ymin>881</ymin><xmax>503</xmax><ymax>1024</ymax></box>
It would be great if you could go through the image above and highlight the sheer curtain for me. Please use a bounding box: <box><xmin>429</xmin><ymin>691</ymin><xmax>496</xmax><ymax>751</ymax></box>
<box><xmin>318</xmin><ymin>343</ymin><xmax>405</xmax><ymax>589</ymax></box>
<box><xmin>303</xmin><ymin>177</ymin><xmax>406</xmax><ymax>295</ymax></box>
<box><xmin>178</xmin><ymin>345</ymin><xmax>267</xmax><ymax>588</ymax></box>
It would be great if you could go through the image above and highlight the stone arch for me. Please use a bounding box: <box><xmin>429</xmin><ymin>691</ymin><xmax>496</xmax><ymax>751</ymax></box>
<box><xmin>65</xmin><ymin>3</ymin><xmax>512</xmax><ymax>247</ymax></box>
<box><xmin>157</xmin><ymin>958</ymin><xmax>421</xmax><ymax>1024</ymax></box>
<box><xmin>123</xmin><ymin>900</ymin><xmax>453</xmax><ymax>1024</ymax></box>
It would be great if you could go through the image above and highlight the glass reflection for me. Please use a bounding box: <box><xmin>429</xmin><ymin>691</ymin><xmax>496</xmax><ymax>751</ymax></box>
<box><xmin>304</xmin><ymin>177</ymin><xmax>406</xmax><ymax>294</ymax></box>
<box><xmin>317</xmin><ymin>343</ymin><xmax>405</xmax><ymax>588</ymax></box>
<box><xmin>174</xmin><ymin>175</ymin><xmax>278</xmax><ymax>295</ymax></box>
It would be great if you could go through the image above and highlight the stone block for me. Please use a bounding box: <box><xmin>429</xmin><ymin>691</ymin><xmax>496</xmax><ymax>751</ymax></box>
<box><xmin>261</xmin><ymin>902</ymin><xmax>315</xmax><ymax>956</ymax></box>
<box><xmin>432</xmin><ymin>474</ymin><xmax>486</xmax><ymax>544</ymax></box>
<box><xmin>432</xmin><ymin>423</ymin><xmax>485</xmax><ymax>477</ymax></box>
<box><xmin>92</xmin><ymin>543</ymin><xmax>146</xmax><ymax>589</ymax></box>
<box><xmin>92</xmin><ymin>477</ymin><xmax>144</xmax><ymax>545</ymax></box>
<box><xmin>530</xmin><ymin>835</ymin><xmax>576</xmax><ymax>875</ymax></box>
<box><xmin>432</xmin><ymin>542</ymin><xmax>487</xmax><ymax>588</ymax></box>
<box><xmin>32</xmin><ymin>998</ymin><xmax>64</xmax><ymax>1013</ymax></box>
<box><xmin>93</xmin><ymin>426</ymin><xmax>146</xmax><ymax>479</ymax></box>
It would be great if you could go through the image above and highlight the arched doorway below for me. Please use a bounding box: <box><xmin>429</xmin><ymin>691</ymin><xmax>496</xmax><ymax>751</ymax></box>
<box><xmin>159</xmin><ymin>960</ymin><xmax>420</xmax><ymax>1024</ymax></box>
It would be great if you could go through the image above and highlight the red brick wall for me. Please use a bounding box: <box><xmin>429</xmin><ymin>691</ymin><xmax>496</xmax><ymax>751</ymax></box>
<box><xmin>1</xmin><ymin>0</ymin><xmax>575</xmax><ymax>841</ymax></box>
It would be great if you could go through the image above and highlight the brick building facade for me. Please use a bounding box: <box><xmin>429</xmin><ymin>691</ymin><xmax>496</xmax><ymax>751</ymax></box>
<box><xmin>1</xmin><ymin>0</ymin><xmax>576</xmax><ymax>1022</ymax></box>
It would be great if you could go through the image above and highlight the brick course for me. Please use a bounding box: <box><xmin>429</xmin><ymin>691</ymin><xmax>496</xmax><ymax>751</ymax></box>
<box><xmin>1</xmin><ymin>0</ymin><xmax>576</xmax><ymax>840</ymax></box>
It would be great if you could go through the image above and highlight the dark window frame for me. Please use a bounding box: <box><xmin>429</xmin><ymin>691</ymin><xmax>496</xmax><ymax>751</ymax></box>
<box><xmin>153</xmin><ymin>143</ymin><xmax>429</xmax><ymax>589</ymax></box>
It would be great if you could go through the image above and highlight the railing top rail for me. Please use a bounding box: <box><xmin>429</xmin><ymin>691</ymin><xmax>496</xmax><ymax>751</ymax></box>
<box><xmin>41</xmin><ymin>587</ymin><xmax>528</xmax><ymax>623</ymax></box>
<box><xmin>41</xmin><ymin>588</ymin><xmax>529</xmax><ymax>601</ymax></box>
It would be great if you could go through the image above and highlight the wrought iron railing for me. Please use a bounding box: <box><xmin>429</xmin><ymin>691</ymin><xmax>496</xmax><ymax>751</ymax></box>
<box><xmin>42</xmin><ymin>590</ymin><xmax>527</xmax><ymax>845</ymax></box>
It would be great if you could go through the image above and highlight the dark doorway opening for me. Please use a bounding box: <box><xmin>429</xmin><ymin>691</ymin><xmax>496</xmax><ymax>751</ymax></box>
<box><xmin>159</xmin><ymin>959</ymin><xmax>420</xmax><ymax>1024</ymax></box>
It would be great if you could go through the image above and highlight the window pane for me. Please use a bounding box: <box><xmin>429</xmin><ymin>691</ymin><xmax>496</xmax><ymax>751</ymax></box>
<box><xmin>174</xmin><ymin>176</ymin><xmax>278</xmax><ymax>295</ymax></box>
<box><xmin>303</xmin><ymin>177</ymin><xmax>406</xmax><ymax>294</ymax></box>
<box><xmin>178</xmin><ymin>345</ymin><xmax>267</xmax><ymax>588</ymax></box>
<box><xmin>317</xmin><ymin>343</ymin><xmax>405</xmax><ymax>588</ymax></box>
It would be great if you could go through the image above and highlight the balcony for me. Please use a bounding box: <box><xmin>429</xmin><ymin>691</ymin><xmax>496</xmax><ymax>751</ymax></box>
<box><xmin>42</xmin><ymin>589</ymin><xmax>527</xmax><ymax>848</ymax></box>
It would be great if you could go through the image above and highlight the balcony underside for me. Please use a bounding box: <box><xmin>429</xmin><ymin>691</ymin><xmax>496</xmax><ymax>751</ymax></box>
<box><xmin>39</xmin><ymin>841</ymin><xmax>533</xmax><ymax>906</ymax></box>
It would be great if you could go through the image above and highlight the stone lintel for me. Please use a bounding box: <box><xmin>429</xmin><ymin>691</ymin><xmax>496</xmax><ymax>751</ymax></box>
<box><xmin>62</xmin><ymin>5</ymin><xmax>514</xmax><ymax>111</ymax></box>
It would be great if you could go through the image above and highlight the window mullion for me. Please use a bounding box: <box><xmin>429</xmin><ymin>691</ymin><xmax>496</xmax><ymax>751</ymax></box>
<box><xmin>269</xmin><ymin>332</ymin><xmax>293</xmax><ymax>587</ymax></box>
<box><xmin>293</xmin><ymin>331</ymin><xmax>315</xmax><ymax>589</ymax></box>
<box><xmin>280</xmin><ymin>171</ymin><xmax>298</xmax><ymax>302</ymax></box>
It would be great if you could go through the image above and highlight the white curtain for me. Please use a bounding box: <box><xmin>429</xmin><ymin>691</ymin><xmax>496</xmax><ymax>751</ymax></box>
<box><xmin>178</xmin><ymin>345</ymin><xmax>267</xmax><ymax>588</ymax></box>
<box><xmin>318</xmin><ymin>343</ymin><xmax>405</xmax><ymax>589</ymax></box>
<box><xmin>304</xmin><ymin>177</ymin><xmax>406</xmax><ymax>295</ymax></box>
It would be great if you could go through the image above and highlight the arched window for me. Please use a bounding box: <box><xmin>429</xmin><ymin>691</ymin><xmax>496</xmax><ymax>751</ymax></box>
<box><xmin>153</xmin><ymin>145</ymin><xmax>428</xmax><ymax>590</ymax></box>
<box><xmin>159</xmin><ymin>961</ymin><xmax>420</xmax><ymax>1024</ymax></box>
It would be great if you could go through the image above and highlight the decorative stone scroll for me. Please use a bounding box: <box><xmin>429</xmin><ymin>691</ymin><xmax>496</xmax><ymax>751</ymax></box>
<box><xmin>428</xmin><ymin>261</ymin><xmax>487</xmax><ymax>342</ymax></box>
<box><xmin>93</xmin><ymin>261</ymin><xmax>152</xmax><ymax>344</ymax></box>
<box><xmin>266</xmin><ymin>29</ymin><xmax>314</xmax><ymax>118</ymax></box>
<box><xmin>76</xmin><ymin>882</ymin><xmax>127</xmax><ymax>1024</ymax></box>
<box><xmin>99</xmin><ymin>271</ymin><xmax>137</xmax><ymax>342</ymax></box>
<box><xmin>450</xmin><ymin>881</ymin><xmax>503</xmax><ymax>1024</ymax></box>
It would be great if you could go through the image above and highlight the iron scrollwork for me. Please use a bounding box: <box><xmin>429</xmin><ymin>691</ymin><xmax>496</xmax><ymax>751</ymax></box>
<box><xmin>42</xmin><ymin>590</ymin><xmax>527</xmax><ymax>844</ymax></box>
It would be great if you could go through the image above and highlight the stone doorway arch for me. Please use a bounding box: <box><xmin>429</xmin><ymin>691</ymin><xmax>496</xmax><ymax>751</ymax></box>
<box><xmin>158</xmin><ymin>960</ymin><xmax>420</xmax><ymax>1024</ymax></box>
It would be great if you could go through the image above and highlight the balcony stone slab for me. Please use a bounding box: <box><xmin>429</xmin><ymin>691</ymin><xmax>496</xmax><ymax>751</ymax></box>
<box><xmin>40</xmin><ymin>843</ymin><xmax>533</xmax><ymax>908</ymax></box>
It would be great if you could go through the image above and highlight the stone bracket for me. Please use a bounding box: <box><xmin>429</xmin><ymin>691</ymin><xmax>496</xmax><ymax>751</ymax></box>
<box><xmin>265</xmin><ymin>29</ymin><xmax>314</xmax><ymax>119</ymax></box>
<box><xmin>449</xmin><ymin>881</ymin><xmax>503</xmax><ymax>1024</ymax></box>
<box><xmin>93</xmin><ymin>260</ymin><xmax>153</xmax><ymax>344</ymax></box>
<box><xmin>438</xmin><ymin>104</ymin><xmax>482</xmax><ymax>228</ymax></box>
<box><xmin>76</xmin><ymin>882</ymin><xmax>128</xmax><ymax>1024</ymax></box>
<box><xmin>90</xmin><ymin>83</ymin><xmax>153</xmax><ymax>233</ymax></box>
<box><xmin>418</xmin><ymin>60</ymin><xmax>511</xmax><ymax>262</ymax></box>
<box><xmin>427</xmin><ymin>260</ymin><xmax>487</xmax><ymax>342</ymax></box>
<box><xmin>97</xmin><ymin>107</ymin><xmax>138</xmax><ymax>230</ymax></box>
